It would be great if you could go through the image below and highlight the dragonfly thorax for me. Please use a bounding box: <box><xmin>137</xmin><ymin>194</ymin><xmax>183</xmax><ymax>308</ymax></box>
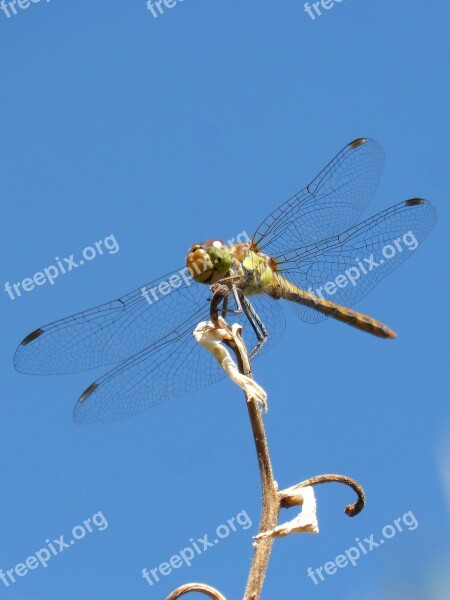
<box><xmin>229</xmin><ymin>244</ymin><xmax>280</xmax><ymax>296</ymax></box>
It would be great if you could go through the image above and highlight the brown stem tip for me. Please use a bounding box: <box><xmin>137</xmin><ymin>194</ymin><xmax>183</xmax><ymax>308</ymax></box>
<box><xmin>282</xmin><ymin>474</ymin><xmax>366</xmax><ymax>517</ymax></box>
<box><xmin>165</xmin><ymin>582</ymin><xmax>227</xmax><ymax>600</ymax></box>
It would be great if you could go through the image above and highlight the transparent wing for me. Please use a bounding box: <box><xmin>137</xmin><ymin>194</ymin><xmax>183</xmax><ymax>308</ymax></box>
<box><xmin>277</xmin><ymin>199</ymin><xmax>437</xmax><ymax>323</ymax></box>
<box><xmin>252</xmin><ymin>138</ymin><xmax>385</xmax><ymax>256</ymax></box>
<box><xmin>14</xmin><ymin>267</ymin><xmax>209</xmax><ymax>374</ymax></box>
<box><xmin>14</xmin><ymin>138</ymin><xmax>382</xmax><ymax>376</ymax></box>
<box><xmin>73</xmin><ymin>293</ymin><xmax>285</xmax><ymax>426</ymax></box>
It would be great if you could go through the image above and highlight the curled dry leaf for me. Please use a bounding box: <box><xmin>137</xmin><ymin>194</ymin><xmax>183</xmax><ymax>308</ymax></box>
<box><xmin>254</xmin><ymin>486</ymin><xmax>319</xmax><ymax>539</ymax></box>
<box><xmin>193</xmin><ymin>320</ymin><xmax>267</xmax><ymax>408</ymax></box>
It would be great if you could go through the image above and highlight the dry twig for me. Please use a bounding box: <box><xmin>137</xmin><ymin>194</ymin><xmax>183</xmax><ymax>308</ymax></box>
<box><xmin>166</xmin><ymin>284</ymin><xmax>366</xmax><ymax>600</ymax></box>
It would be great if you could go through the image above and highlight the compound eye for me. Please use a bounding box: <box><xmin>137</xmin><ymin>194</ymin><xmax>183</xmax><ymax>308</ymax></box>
<box><xmin>203</xmin><ymin>238</ymin><xmax>227</xmax><ymax>250</ymax></box>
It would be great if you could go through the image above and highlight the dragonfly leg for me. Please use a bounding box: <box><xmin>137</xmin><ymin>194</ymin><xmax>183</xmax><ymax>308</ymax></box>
<box><xmin>214</xmin><ymin>286</ymin><xmax>268</xmax><ymax>358</ymax></box>
<box><xmin>240</xmin><ymin>295</ymin><xmax>269</xmax><ymax>358</ymax></box>
<box><xmin>220</xmin><ymin>284</ymin><xmax>244</xmax><ymax>317</ymax></box>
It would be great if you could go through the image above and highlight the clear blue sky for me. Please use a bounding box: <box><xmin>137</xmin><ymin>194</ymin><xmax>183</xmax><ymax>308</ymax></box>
<box><xmin>1</xmin><ymin>1</ymin><xmax>449</xmax><ymax>598</ymax></box>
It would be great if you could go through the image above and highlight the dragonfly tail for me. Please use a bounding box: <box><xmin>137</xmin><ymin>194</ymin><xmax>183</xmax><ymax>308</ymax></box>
<box><xmin>276</xmin><ymin>277</ymin><xmax>397</xmax><ymax>339</ymax></box>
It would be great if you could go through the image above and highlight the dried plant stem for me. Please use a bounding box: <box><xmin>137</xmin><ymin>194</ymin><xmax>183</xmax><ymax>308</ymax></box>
<box><xmin>208</xmin><ymin>285</ymin><xmax>280</xmax><ymax>599</ymax></box>
<box><xmin>165</xmin><ymin>583</ymin><xmax>227</xmax><ymax>600</ymax></box>
<box><xmin>242</xmin><ymin>387</ymin><xmax>280</xmax><ymax>599</ymax></box>
<box><xmin>166</xmin><ymin>284</ymin><xmax>366</xmax><ymax>600</ymax></box>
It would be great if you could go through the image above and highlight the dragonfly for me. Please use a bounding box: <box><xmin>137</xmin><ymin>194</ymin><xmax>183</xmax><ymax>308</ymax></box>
<box><xmin>14</xmin><ymin>138</ymin><xmax>437</xmax><ymax>426</ymax></box>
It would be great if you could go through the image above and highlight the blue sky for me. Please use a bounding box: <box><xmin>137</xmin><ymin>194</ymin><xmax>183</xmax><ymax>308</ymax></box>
<box><xmin>1</xmin><ymin>1</ymin><xmax>449</xmax><ymax>598</ymax></box>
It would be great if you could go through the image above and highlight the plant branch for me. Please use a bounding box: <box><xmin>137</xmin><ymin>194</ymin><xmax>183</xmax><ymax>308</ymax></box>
<box><xmin>291</xmin><ymin>474</ymin><xmax>366</xmax><ymax>517</ymax></box>
<box><xmin>165</xmin><ymin>583</ymin><xmax>227</xmax><ymax>600</ymax></box>
<box><xmin>167</xmin><ymin>284</ymin><xmax>367</xmax><ymax>600</ymax></box>
<box><xmin>209</xmin><ymin>285</ymin><xmax>280</xmax><ymax>599</ymax></box>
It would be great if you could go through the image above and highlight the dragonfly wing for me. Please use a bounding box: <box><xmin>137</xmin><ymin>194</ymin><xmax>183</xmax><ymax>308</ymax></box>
<box><xmin>14</xmin><ymin>267</ymin><xmax>208</xmax><ymax>375</ymax></box>
<box><xmin>278</xmin><ymin>199</ymin><xmax>437</xmax><ymax>323</ymax></box>
<box><xmin>73</xmin><ymin>318</ymin><xmax>218</xmax><ymax>425</ymax></box>
<box><xmin>73</xmin><ymin>293</ymin><xmax>286</xmax><ymax>425</ymax></box>
<box><xmin>252</xmin><ymin>138</ymin><xmax>384</xmax><ymax>256</ymax></box>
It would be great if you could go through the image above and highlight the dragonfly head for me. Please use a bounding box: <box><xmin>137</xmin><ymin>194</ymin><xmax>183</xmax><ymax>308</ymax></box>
<box><xmin>186</xmin><ymin>238</ymin><xmax>232</xmax><ymax>284</ymax></box>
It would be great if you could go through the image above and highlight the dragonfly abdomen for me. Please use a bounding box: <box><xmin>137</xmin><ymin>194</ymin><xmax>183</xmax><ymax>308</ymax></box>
<box><xmin>275</xmin><ymin>275</ymin><xmax>396</xmax><ymax>339</ymax></box>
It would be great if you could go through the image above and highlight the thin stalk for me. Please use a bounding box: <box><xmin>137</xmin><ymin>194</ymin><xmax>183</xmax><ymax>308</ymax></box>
<box><xmin>210</xmin><ymin>285</ymin><xmax>281</xmax><ymax>600</ymax></box>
